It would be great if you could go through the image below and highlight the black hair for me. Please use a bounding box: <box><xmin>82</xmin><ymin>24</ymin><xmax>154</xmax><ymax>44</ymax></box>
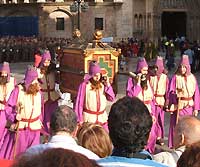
<box><xmin>108</xmin><ymin>96</ymin><xmax>152</xmax><ymax>154</ymax></box>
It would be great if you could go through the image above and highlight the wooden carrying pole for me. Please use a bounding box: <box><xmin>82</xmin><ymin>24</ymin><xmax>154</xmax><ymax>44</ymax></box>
<box><xmin>13</xmin><ymin>102</ymin><xmax>23</xmax><ymax>159</ymax></box>
<box><xmin>176</xmin><ymin>96</ymin><xmax>181</xmax><ymax>125</ymax></box>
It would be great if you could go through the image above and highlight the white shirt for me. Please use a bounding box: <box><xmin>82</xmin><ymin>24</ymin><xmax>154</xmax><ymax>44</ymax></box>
<box><xmin>153</xmin><ymin>146</ymin><xmax>185</xmax><ymax>167</ymax></box>
<box><xmin>25</xmin><ymin>135</ymin><xmax>99</xmax><ymax>160</ymax></box>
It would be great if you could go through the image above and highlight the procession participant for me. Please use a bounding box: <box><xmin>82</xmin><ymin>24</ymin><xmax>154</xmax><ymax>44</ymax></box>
<box><xmin>0</xmin><ymin>62</ymin><xmax>16</xmax><ymax>147</ymax></box>
<box><xmin>75</xmin><ymin>60</ymin><xmax>115</xmax><ymax>130</ymax></box>
<box><xmin>149</xmin><ymin>56</ymin><xmax>169</xmax><ymax>145</ymax></box>
<box><xmin>36</xmin><ymin>50</ymin><xmax>60</xmax><ymax>134</ymax></box>
<box><xmin>167</xmin><ymin>55</ymin><xmax>200</xmax><ymax>148</ymax></box>
<box><xmin>0</xmin><ymin>65</ymin><xmax>44</xmax><ymax>160</ymax></box>
<box><xmin>126</xmin><ymin>57</ymin><xmax>157</xmax><ymax>154</ymax></box>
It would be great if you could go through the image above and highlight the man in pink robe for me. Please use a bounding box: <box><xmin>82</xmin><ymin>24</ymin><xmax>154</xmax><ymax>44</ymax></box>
<box><xmin>167</xmin><ymin>55</ymin><xmax>199</xmax><ymax>148</ymax></box>
<box><xmin>126</xmin><ymin>57</ymin><xmax>157</xmax><ymax>154</ymax></box>
<box><xmin>149</xmin><ymin>57</ymin><xmax>169</xmax><ymax>145</ymax></box>
<box><xmin>0</xmin><ymin>62</ymin><xmax>16</xmax><ymax>148</ymax></box>
<box><xmin>0</xmin><ymin>66</ymin><xmax>44</xmax><ymax>160</ymax></box>
<box><xmin>36</xmin><ymin>50</ymin><xmax>60</xmax><ymax>134</ymax></box>
<box><xmin>75</xmin><ymin>60</ymin><xmax>115</xmax><ymax>130</ymax></box>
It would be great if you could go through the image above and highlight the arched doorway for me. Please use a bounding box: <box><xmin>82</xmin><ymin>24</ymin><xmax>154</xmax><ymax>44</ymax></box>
<box><xmin>161</xmin><ymin>11</ymin><xmax>186</xmax><ymax>39</ymax></box>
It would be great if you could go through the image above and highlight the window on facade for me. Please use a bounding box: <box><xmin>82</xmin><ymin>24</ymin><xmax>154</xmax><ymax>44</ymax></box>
<box><xmin>95</xmin><ymin>18</ymin><xmax>103</xmax><ymax>30</ymax></box>
<box><xmin>56</xmin><ymin>18</ymin><xmax>64</xmax><ymax>30</ymax></box>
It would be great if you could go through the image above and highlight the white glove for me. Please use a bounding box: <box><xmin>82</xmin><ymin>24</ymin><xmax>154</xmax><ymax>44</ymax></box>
<box><xmin>55</xmin><ymin>83</ymin><xmax>62</xmax><ymax>97</ymax></box>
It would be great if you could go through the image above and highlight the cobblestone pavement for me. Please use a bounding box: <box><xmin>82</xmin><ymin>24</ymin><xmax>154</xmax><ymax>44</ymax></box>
<box><xmin>10</xmin><ymin>57</ymin><xmax>200</xmax><ymax>147</ymax></box>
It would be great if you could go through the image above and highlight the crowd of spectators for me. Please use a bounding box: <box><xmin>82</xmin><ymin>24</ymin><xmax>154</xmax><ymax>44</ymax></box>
<box><xmin>0</xmin><ymin>36</ymin><xmax>71</xmax><ymax>63</ymax></box>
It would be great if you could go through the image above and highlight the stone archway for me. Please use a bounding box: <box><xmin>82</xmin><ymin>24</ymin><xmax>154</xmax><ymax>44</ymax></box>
<box><xmin>153</xmin><ymin>0</ymin><xmax>200</xmax><ymax>41</ymax></box>
<box><xmin>161</xmin><ymin>11</ymin><xmax>186</xmax><ymax>39</ymax></box>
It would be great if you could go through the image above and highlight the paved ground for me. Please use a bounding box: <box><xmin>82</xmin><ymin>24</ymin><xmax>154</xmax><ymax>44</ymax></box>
<box><xmin>9</xmin><ymin>56</ymin><xmax>200</xmax><ymax>148</ymax></box>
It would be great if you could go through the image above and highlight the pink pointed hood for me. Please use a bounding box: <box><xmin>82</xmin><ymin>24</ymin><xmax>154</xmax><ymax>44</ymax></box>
<box><xmin>135</xmin><ymin>57</ymin><xmax>148</xmax><ymax>73</ymax></box>
<box><xmin>155</xmin><ymin>56</ymin><xmax>164</xmax><ymax>76</ymax></box>
<box><xmin>180</xmin><ymin>55</ymin><xmax>191</xmax><ymax>75</ymax></box>
<box><xmin>0</xmin><ymin>62</ymin><xmax>10</xmax><ymax>81</ymax></box>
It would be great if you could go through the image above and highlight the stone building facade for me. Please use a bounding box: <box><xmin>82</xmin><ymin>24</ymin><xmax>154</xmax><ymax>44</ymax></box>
<box><xmin>0</xmin><ymin>0</ymin><xmax>200</xmax><ymax>42</ymax></box>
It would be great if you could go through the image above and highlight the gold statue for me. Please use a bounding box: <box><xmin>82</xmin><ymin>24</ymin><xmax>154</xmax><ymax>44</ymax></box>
<box><xmin>92</xmin><ymin>30</ymin><xmax>105</xmax><ymax>48</ymax></box>
<box><xmin>93</xmin><ymin>30</ymin><xmax>103</xmax><ymax>41</ymax></box>
<box><xmin>73</xmin><ymin>29</ymin><xmax>81</xmax><ymax>39</ymax></box>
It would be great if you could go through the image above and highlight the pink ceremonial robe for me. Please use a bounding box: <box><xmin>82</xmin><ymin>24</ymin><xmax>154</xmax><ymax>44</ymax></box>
<box><xmin>167</xmin><ymin>74</ymin><xmax>200</xmax><ymax>148</ymax></box>
<box><xmin>126</xmin><ymin>77</ymin><xmax>157</xmax><ymax>154</ymax></box>
<box><xmin>0</xmin><ymin>85</ymin><xmax>44</xmax><ymax>160</ymax></box>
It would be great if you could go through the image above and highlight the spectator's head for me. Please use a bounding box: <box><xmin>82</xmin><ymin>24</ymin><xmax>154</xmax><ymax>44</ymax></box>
<box><xmin>77</xmin><ymin>122</ymin><xmax>112</xmax><ymax>158</ymax></box>
<box><xmin>177</xmin><ymin>141</ymin><xmax>200</xmax><ymax>167</ymax></box>
<box><xmin>50</xmin><ymin>105</ymin><xmax>77</xmax><ymax>135</ymax></box>
<box><xmin>12</xmin><ymin>148</ymin><xmax>100</xmax><ymax>167</ymax></box>
<box><xmin>108</xmin><ymin>96</ymin><xmax>152</xmax><ymax>155</ymax></box>
<box><xmin>174</xmin><ymin>116</ymin><xmax>200</xmax><ymax>149</ymax></box>
<box><xmin>135</xmin><ymin>57</ymin><xmax>148</xmax><ymax>74</ymax></box>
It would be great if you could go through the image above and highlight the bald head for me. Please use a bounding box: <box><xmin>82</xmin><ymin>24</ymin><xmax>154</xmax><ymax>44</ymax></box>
<box><xmin>174</xmin><ymin>116</ymin><xmax>200</xmax><ymax>148</ymax></box>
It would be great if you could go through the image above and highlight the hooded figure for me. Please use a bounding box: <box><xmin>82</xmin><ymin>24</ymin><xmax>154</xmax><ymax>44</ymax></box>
<box><xmin>36</xmin><ymin>50</ymin><xmax>52</xmax><ymax>80</ymax></box>
<box><xmin>0</xmin><ymin>62</ymin><xmax>16</xmax><ymax>149</ymax></box>
<box><xmin>179</xmin><ymin>54</ymin><xmax>191</xmax><ymax>75</ymax></box>
<box><xmin>155</xmin><ymin>56</ymin><xmax>164</xmax><ymax>76</ymax></box>
<box><xmin>167</xmin><ymin>54</ymin><xmax>199</xmax><ymax>148</ymax></box>
<box><xmin>83</xmin><ymin>61</ymin><xmax>101</xmax><ymax>81</ymax></box>
<box><xmin>24</xmin><ymin>66</ymin><xmax>38</xmax><ymax>91</ymax></box>
<box><xmin>0</xmin><ymin>65</ymin><xmax>44</xmax><ymax>160</ymax></box>
<box><xmin>135</xmin><ymin>57</ymin><xmax>148</xmax><ymax>74</ymax></box>
<box><xmin>0</xmin><ymin>62</ymin><xmax>11</xmax><ymax>82</ymax></box>
<box><xmin>39</xmin><ymin>50</ymin><xmax>51</xmax><ymax>68</ymax></box>
<box><xmin>88</xmin><ymin>61</ymin><xmax>101</xmax><ymax>77</ymax></box>
<box><xmin>37</xmin><ymin>50</ymin><xmax>60</xmax><ymax>135</ymax></box>
<box><xmin>149</xmin><ymin>56</ymin><xmax>169</xmax><ymax>145</ymax></box>
<box><xmin>126</xmin><ymin>57</ymin><xmax>157</xmax><ymax>154</ymax></box>
<box><xmin>75</xmin><ymin>60</ymin><xmax>115</xmax><ymax>130</ymax></box>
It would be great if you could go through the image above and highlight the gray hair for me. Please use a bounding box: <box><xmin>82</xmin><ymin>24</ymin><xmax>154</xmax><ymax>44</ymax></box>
<box><xmin>176</xmin><ymin>116</ymin><xmax>200</xmax><ymax>145</ymax></box>
<box><xmin>50</xmin><ymin>105</ymin><xmax>77</xmax><ymax>134</ymax></box>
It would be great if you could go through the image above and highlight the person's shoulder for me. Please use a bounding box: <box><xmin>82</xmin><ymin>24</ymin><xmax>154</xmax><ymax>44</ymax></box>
<box><xmin>73</xmin><ymin>144</ymin><xmax>99</xmax><ymax>160</ymax></box>
<box><xmin>97</xmin><ymin>156</ymin><xmax>169</xmax><ymax>167</ymax></box>
<box><xmin>153</xmin><ymin>151</ymin><xmax>173</xmax><ymax>161</ymax></box>
<box><xmin>25</xmin><ymin>143</ymin><xmax>49</xmax><ymax>155</ymax></box>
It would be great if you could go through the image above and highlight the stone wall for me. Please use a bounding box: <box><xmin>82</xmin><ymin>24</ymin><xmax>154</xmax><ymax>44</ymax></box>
<box><xmin>0</xmin><ymin>0</ymin><xmax>200</xmax><ymax>42</ymax></box>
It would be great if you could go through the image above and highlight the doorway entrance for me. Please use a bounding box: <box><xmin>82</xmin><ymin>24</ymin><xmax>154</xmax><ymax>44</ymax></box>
<box><xmin>161</xmin><ymin>11</ymin><xmax>186</xmax><ymax>39</ymax></box>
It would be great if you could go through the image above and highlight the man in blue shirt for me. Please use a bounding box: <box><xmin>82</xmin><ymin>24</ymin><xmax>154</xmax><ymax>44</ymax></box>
<box><xmin>97</xmin><ymin>96</ymin><xmax>169</xmax><ymax>167</ymax></box>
